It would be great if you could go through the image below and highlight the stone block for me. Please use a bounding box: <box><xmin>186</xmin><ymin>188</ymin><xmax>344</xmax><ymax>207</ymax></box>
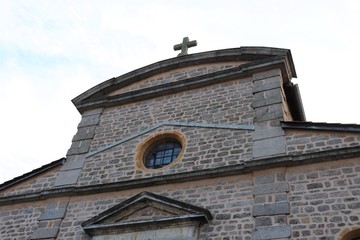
<box><xmin>252</xmin><ymin>225</ymin><xmax>291</xmax><ymax>239</ymax></box>
<box><xmin>78</xmin><ymin>114</ymin><xmax>101</xmax><ymax>128</ymax></box>
<box><xmin>60</xmin><ymin>157</ymin><xmax>86</xmax><ymax>171</ymax></box>
<box><xmin>253</xmin><ymin>136</ymin><xmax>286</xmax><ymax>158</ymax></box>
<box><xmin>253</xmin><ymin>127</ymin><xmax>284</xmax><ymax>141</ymax></box>
<box><xmin>67</xmin><ymin>139</ymin><xmax>92</xmax><ymax>155</ymax></box>
<box><xmin>254</xmin><ymin>88</ymin><xmax>282</xmax><ymax>101</ymax></box>
<box><xmin>253</xmin><ymin>79</ymin><xmax>280</xmax><ymax>93</ymax></box>
<box><xmin>253</xmin><ymin>95</ymin><xmax>282</xmax><ymax>108</ymax></box>
<box><xmin>82</xmin><ymin>108</ymin><xmax>103</xmax><ymax>117</ymax></box>
<box><xmin>253</xmin><ymin>202</ymin><xmax>290</xmax><ymax>216</ymax></box>
<box><xmin>54</xmin><ymin>169</ymin><xmax>81</xmax><ymax>187</ymax></box>
<box><xmin>253</xmin><ymin>182</ymin><xmax>289</xmax><ymax>195</ymax></box>
<box><xmin>255</xmin><ymin>174</ymin><xmax>274</xmax><ymax>184</ymax></box>
<box><xmin>39</xmin><ymin>208</ymin><xmax>66</xmax><ymax>221</ymax></box>
<box><xmin>72</xmin><ymin>125</ymin><xmax>97</xmax><ymax>141</ymax></box>
<box><xmin>252</xmin><ymin>69</ymin><xmax>281</xmax><ymax>81</ymax></box>
<box><xmin>253</xmin><ymin>76</ymin><xmax>282</xmax><ymax>93</ymax></box>
<box><xmin>31</xmin><ymin>228</ymin><xmax>59</xmax><ymax>239</ymax></box>
<box><xmin>254</xmin><ymin>104</ymin><xmax>283</xmax><ymax>123</ymax></box>
<box><xmin>255</xmin><ymin>216</ymin><xmax>272</xmax><ymax>227</ymax></box>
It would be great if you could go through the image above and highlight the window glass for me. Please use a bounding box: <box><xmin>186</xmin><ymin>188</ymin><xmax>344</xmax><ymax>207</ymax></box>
<box><xmin>145</xmin><ymin>140</ymin><xmax>182</xmax><ymax>169</ymax></box>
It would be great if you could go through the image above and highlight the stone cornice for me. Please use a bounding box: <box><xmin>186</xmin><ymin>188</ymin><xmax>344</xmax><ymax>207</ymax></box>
<box><xmin>0</xmin><ymin>146</ymin><xmax>359</xmax><ymax>206</ymax></box>
<box><xmin>73</xmin><ymin>47</ymin><xmax>296</xmax><ymax>113</ymax></box>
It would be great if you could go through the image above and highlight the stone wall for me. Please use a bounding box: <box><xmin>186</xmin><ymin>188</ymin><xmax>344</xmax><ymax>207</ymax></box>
<box><xmin>57</xmin><ymin>173</ymin><xmax>255</xmax><ymax>240</ymax></box>
<box><xmin>285</xmin><ymin>130</ymin><xmax>360</xmax><ymax>155</ymax></box>
<box><xmin>109</xmin><ymin>62</ymin><xmax>244</xmax><ymax>96</ymax></box>
<box><xmin>0</xmin><ymin>166</ymin><xmax>60</xmax><ymax>197</ymax></box>
<box><xmin>75</xmin><ymin>77</ymin><xmax>255</xmax><ymax>186</ymax></box>
<box><xmin>287</xmin><ymin>157</ymin><xmax>360</xmax><ymax>239</ymax></box>
<box><xmin>0</xmin><ymin>158</ymin><xmax>358</xmax><ymax>239</ymax></box>
<box><xmin>78</xmin><ymin>126</ymin><xmax>252</xmax><ymax>186</ymax></box>
<box><xmin>0</xmin><ymin>201</ymin><xmax>45</xmax><ymax>240</ymax></box>
<box><xmin>64</xmin><ymin>158</ymin><xmax>360</xmax><ymax>240</ymax></box>
<box><xmin>92</xmin><ymin>77</ymin><xmax>254</xmax><ymax>149</ymax></box>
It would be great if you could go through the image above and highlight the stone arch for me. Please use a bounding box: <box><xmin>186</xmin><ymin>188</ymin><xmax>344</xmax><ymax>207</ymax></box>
<box><xmin>338</xmin><ymin>227</ymin><xmax>360</xmax><ymax>240</ymax></box>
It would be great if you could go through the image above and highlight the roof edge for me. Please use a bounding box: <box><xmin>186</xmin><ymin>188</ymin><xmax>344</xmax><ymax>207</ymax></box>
<box><xmin>282</xmin><ymin>121</ymin><xmax>360</xmax><ymax>132</ymax></box>
<box><xmin>0</xmin><ymin>158</ymin><xmax>65</xmax><ymax>191</ymax></box>
<box><xmin>72</xmin><ymin>47</ymin><xmax>296</xmax><ymax>111</ymax></box>
<box><xmin>75</xmin><ymin>55</ymin><xmax>291</xmax><ymax>113</ymax></box>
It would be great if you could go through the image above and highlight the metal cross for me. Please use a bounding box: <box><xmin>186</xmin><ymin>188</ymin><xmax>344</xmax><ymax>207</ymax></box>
<box><xmin>173</xmin><ymin>37</ymin><xmax>197</xmax><ymax>56</ymax></box>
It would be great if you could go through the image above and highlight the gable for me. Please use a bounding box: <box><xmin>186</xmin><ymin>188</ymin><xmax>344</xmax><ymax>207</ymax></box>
<box><xmin>81</xmin><ymin>191</ymin><xmax>212</xmax><ymax>237</ymax></box>
<box><xmin>72</xmin><ymin>47</ymin><xmax>297</xmax><ymax>114</ymax></box>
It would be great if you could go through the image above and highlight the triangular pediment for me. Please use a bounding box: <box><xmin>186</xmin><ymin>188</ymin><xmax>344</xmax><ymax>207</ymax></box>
<box><xmin>73</xmin><ymin>47</ymin><xmax>296</xmax><ymax>114</ymax></box>
<box><xmin>81</xmin><ymin>191</ymin><xmax>212</xmax><ymax>236</ymax></box>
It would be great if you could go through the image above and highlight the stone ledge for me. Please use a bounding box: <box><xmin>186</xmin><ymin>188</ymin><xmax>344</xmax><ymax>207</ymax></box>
<box><xmin>1</xmin><ymin>146</ymin><xmax>359</xmax><ymax>206</ymax></box>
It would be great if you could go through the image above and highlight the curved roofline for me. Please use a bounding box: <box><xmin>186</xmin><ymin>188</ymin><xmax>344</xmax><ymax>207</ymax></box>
<box><xmin>72</xmin><ymin>47</ymin><xmax>296</xmax><ymax>110</ymax></box>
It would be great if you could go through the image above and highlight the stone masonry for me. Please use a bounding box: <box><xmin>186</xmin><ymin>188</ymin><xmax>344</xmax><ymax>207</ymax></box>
<box><xmin>0</xmin><ymin>47</ymin><xmax>359</xmax><ymax>240</ymax></box>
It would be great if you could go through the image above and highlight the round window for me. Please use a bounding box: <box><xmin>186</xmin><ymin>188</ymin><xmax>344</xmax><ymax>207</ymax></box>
<box><xmin>144</xmin><ymin>139</ymin><xmax>182</xmax><ymax>169</ymax></box>
<box><xmin>136</xmin><ymin>131</ymin><xmax>186</xmax><ymax>171</ymax></box>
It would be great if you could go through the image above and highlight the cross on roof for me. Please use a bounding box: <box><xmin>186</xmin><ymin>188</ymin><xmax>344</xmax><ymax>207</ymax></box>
<box><xmin>173</xmin><ymin>37</ymin><xmax>197</xmax><ymax>56</ymax></box>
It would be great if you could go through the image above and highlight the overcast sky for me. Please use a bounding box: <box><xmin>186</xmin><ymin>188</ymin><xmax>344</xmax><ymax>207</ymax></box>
<box><xmin>0</xmin><ymin>0</ymin><xmax>359</xmax><ymax>184</ymax></box>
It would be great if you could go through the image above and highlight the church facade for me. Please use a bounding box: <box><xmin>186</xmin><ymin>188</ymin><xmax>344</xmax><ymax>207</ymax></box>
<box><xmin>0</xmin><ymin>45</ymin><xmax>359</xmax><ymax>240</ymax></box>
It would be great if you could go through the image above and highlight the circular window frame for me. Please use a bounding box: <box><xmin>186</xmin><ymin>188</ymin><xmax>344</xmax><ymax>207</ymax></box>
<box><xmin>135</xmin><ymin>131</ymin><xmax>186</xmax><ymax>172</ymax></box>
<box><xmin>338</xmin><ymin>227</ymin><xmax>360</xmax><ymax>240</ymax></box>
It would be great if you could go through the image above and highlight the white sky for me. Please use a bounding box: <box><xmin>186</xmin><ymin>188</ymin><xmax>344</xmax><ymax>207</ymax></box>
<box><xmin>0</xmin><ymin>0</ymin><xmax>359</xmax><ymax>184</ymax></box>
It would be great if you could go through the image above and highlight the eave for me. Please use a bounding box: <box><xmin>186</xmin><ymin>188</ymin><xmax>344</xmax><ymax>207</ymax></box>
<box><xmin>282</xmin><ymin>121</ymin><xmax>360</xmax><ymax>132</ymax></box>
